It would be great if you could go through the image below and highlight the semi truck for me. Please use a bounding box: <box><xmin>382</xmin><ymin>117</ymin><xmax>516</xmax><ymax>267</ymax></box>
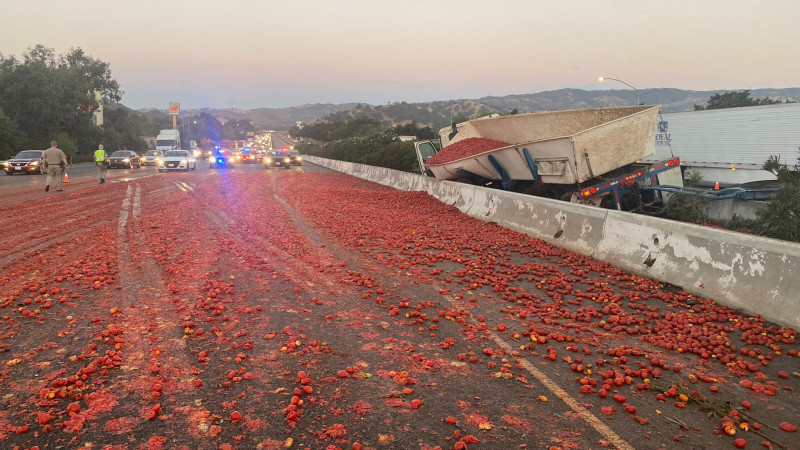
<box><xmin>648</xmin><ymin>102</ymin><xmax>800</xmax><ymax>187</ymax></box>
<box><xmin>415</xmin><ymin>106</ymin><xmax>684</xmax><ymax>211</ymax></box>
<box><xmin>156</xmin><ymin>129</ymin><xmax>181</xmax><ymax>152</ymax></box>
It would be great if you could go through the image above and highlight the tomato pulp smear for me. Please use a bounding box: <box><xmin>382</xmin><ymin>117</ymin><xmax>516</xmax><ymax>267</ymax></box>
<box><xmin>425</xmin><ymin>137</ymin><xmax>510</xmax><ymax>165</ymax></box>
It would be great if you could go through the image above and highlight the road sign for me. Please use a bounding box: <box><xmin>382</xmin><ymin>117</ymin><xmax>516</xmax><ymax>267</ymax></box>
<box><xmin>169</xmin><ymin>102</ymin><xmax>180</xmax><ymax>115</ymax></box>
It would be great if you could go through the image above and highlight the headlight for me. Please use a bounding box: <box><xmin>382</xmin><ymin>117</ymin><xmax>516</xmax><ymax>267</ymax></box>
<box><xmin>208</xmin><ymin>156</ymin><xmax>215</xmax><ymax>163</ymax></box>
<box><xmin>194</xmin><ymin>150</ymin><xmax>202</xmax><ymax>157</ymax></box>
<box><xmin>123</xmin><ymin>158</ymin><xmax>130</xmax><ymax>163</ymax></box>
<box><xmin>180</xmin><ymin>159</ymin><xmax>188</xmax><ymax>164</ymax></box>
<box><xmin>283</xmin><ymin>157</ymin><xmax>290</xmax><ymax>163</ymax></box>
<box><xmin>157</xmin><ymin>160</ymin><xmax>164</xmax><ymax>166</ymax></box>
<box><xmin>265</xmin><ymin>157</ymin><xmax>272</xmax><ymax>163</ymax></box>
<box><xmin>228</xmin><ymin>157</ymin><xmax>235</xmax><ymax>163</ymax></box>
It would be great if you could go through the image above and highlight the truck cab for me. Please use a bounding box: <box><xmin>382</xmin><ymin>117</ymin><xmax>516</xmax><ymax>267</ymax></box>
<box><xmin>156</xmin><ymin>129</ymin><xmax>181</xmax><ymax>153</ymax></box>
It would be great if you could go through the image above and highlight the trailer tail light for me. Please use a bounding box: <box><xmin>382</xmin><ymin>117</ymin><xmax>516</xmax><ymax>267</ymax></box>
<box><xmin>582</xmin><ymin>187</ymin><xmax>597</xmax><ymax>196</ymax></box>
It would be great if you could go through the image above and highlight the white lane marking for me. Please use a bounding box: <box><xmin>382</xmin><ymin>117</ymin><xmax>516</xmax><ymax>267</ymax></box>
<box><xmin>118</xmin><ymin>184</ymin><xmax>132</xmax><ymax>235</ymax></box>
<box><xmin>436</xmin><ymin>284</ymin><xmax>636</xmax><ymax>450</ymax></box>
<box><xmin>133</xmin><ymin>185</ymin><xmax>141</xmax><ymax>221</ymax></box>
<box><xmin>171</xmin><ymin>180</ymin><xmax>191</xmax><ymax>193</ymax></box>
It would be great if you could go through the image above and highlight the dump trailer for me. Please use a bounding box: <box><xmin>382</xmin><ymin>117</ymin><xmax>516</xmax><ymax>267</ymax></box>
<box><xmin>415</xmin><ymin>106</ymin><xmax>683</xmax><ymax>211</ymax></box>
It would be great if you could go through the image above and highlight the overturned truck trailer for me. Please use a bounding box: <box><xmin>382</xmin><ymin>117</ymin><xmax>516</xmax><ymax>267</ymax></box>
<box><xmin>417</xmin><ymin>106</ymin><xmax>683</xmax><ymax>211</ymax></box>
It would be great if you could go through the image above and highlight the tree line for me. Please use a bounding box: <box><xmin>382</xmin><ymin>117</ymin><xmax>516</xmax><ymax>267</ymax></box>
<box><xmin>290</xmin><ymin>117</ymin><xmax>437</xmax><ymax>173</ymax></box>
<box><xmin>0</xmin><ymin>45</ymin><xmax>257</xmax><ymax>161</ymax></box>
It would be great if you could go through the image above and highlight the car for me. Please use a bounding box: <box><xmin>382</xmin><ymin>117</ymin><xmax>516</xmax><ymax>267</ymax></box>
<box><xmin>141</xmin><ymin>150</ymin><xmax>163</xmax><ymax>166</ymax></box>
<box><xmin>288</xmin><ymin>150</ymin><xmax>302</xmax><ymax>166</ymax></box>
<box><xmin>158</xmin><ymin>150</ymin><xmax>197</xmax><ymax>172</ymax></box>
<box><xmin>108</xmin><ymin>150</ymin><xmax>142</xmax><ymax>169</ymax></box>
<box><xmin>238</xmin><ymin>147</ymin><xmax>260</xmax><ymax>164</ymax></box>
<box><xmin>263</xmin><ymin>149</ymin><xmax>292</xmax><ymax>169</ymax></box>
<box><xmin>2</xmin><ymin>150</ymin><xmax>46</xmax><ymax>175</ymax></box>
<box><xmin>208</xmin><ymin>148</ymin><xmax>236</xmax><ymax>168</ymax></box>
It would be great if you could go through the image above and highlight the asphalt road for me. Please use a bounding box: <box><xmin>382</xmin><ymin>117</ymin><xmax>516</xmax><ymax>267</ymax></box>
<box><xmin>0</xmin><ymin>162</ymin><xmax>797</xmax><ymax>449</ymax></box>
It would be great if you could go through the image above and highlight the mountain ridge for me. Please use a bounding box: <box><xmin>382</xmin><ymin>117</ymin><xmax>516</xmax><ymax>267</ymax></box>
<box><xmin>142</xmin><ymin>88</ymin><xmax>800</xmax><ymax>131</ymax></box>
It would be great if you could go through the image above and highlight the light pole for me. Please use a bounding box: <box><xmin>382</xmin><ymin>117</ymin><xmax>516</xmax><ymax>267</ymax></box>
<box><xmin>598</xmin><ymin>76</ymin><xmax>640</xmax><ymax>106</ymax></box>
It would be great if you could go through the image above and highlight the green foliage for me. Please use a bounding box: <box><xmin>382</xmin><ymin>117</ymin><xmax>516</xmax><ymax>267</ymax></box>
<box><xmin>750</xmin><ymin>152</ymin><xmax>800</xmax><ymax>242</ymax></box>
<box><xmin>223</xmin><ymin>119</ymin><xmax>254</xmax><ymax>140</ymax></box>
<box><xmin>303</xmin><ymin>131</ymin><xmax>418</xmax><ymax>173</ymax></box>
<box><xmin>694</xmin><ymin>90</ymin><xmax>780</xmax><ymax>110</ymax></box>
<box><xmin>390</xmin><ymin>122</ymin><xmax>436</xmax><ymax>140</ymax></box>
<box><xmin>0</xmin><ymin>45</ymin><xmax>121</xmax><ymax>141</ymax></box>
<box><xmin>0</xmin><ymin>107</ymin><xmax>26</xmax><ymax>159</ymax></box>
<box><xmin>139</xmin><ymin>121</ymin><xmax>162</xmax><ymax>137</ymax></box>
<box><xmin>328</xmin><ymin>116</ymin><xmax>384</xmax><ymax>141</ymax></box>
<box><xmin>664</xmin><ymin>170</ymin><xmax>709</xmax><ymax>223</ymax></box>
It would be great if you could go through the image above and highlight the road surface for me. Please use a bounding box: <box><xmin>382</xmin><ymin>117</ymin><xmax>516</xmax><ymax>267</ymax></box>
<box><xmin>0</xmin><ymin>161</ymin><xmax>797</xmax><ymax>449</ymax></box>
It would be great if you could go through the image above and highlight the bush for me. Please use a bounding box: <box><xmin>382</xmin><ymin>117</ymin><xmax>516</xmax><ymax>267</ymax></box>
<box><xmin>664</xmin><ymin>170</ymin><xmax>709</xmax><ymax>223</ymax></box>
<box><xmin>303</xmin><ymin>132</ymin><xmax>418</xmax><ymax>173</ymax></box>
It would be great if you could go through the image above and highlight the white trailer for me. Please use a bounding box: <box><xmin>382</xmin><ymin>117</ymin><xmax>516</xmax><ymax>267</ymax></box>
<box><xmin>648</xmin><ymin>103</ymin><xmax>800</xmax><ymax>186</ymax></box>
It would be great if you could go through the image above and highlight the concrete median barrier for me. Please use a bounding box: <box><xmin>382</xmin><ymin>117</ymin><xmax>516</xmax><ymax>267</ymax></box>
<box><xmin>304</xmin><ymin>156</ymin><xmax>800</xmax><ymax>329</ymax></box>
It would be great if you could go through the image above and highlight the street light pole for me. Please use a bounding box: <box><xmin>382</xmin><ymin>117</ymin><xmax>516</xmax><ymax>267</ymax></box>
<box><xmin>598</xmin><ymin>76</ymin><xmax>640</xmax><ymax>106</ymax></box>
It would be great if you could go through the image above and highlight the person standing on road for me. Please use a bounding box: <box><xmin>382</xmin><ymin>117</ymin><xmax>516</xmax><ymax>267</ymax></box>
<box><xmin>95</xmin><ymin>144</ymin><xmax>109</xmax><ymax>184</ymax></box>
<box><xmin>42</xmin><ymin>140</ymin><xmax>68</xmax><ymax>192</ymax></box>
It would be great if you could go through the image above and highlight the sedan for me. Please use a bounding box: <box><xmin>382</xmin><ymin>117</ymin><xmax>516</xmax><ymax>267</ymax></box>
<box><xmin>263</xmin><ymin>151</ymin><xmax>292</xmax><ymax>169</ymax></box>
<box><xmin>208</xmin><ymin>149</ymin><xmax>236</xmax><ymax>168</ymax></box>
<box><xmin>108</xmin><ymin>151</ymin><xmax>142</xmax><ymax>169</ymax></box>
<box><xmin>158</xmin><ymin>150</ymin><xmax>197</xmax><ymax>172</ymax></box>
<box><xmin>141</xmin><ymin>150</ymin><xmax>163</xmax><ymax>166</ymax></box>
<box><xmin>2</xmin><ymin>150</ymin><xmax>46</xmax><ymax>175</ymax></box>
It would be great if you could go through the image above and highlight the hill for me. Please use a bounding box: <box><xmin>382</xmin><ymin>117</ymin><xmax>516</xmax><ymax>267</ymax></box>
<box><xmin>143</xmin><ymin>88</ymin><xmax>800</xmax><ymax>131</ymax></box>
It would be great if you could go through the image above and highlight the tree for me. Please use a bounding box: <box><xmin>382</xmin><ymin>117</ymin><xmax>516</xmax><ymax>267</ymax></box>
<box><xmin>752</xmin><ymin>152</ymin><xmax>800</xmax><ymax>242</ymax></box>
<box><xmin>694</xmin><ymin>90</ymin><xmax>779</xmax><ymax>110</ymax></box>
<box><xmin>0</xmin><ymin>107</ymin><xmax>26</xmax><ymax>159</ymax></box>
<box><xmin>0</xmin><ymin>45</ymin><xmax>122</xmax><ymax>157</ymax></box>
<box><xmin>390</xmin><ymin>122</ymin><xmax>436</xmax><ymax>140</ymax></box>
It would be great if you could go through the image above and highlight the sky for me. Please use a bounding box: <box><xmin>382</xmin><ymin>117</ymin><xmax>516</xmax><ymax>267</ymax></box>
<box><xmin>1</xmin><ymin>0</ymin><xmax>798</xmax><ymax>110</ymax></box>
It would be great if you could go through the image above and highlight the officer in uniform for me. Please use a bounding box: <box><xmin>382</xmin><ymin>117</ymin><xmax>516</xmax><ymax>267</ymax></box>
<box><xmin>42</xmin><ymin>140</ymin><xmax>68</xmax><ymax>192</ymax></box>
<box><xmin>95</xmin><ymin>144</ymin><xmax>109</xmax><ymax>183</ymax></box>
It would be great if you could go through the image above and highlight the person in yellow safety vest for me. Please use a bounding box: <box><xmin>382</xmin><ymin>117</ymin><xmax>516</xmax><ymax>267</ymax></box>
<box><xmin>95</xmin><ymin>144</ymin><xmax>109</xmax><ymax>184</ymax></box>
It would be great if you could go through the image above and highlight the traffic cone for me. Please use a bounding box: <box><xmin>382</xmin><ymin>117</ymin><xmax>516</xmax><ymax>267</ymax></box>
<box><xmin>130</xmin><ymin>165</ymin><xmax>134</xmax><ymax>173</ymax></box>
<box><xmin>63</xmin><ymin>172</ymin><xmax>69</xmax><ymax>183</ymax></box>
<box><xmin>714</xmin><ymin>181</ymin><xmax>719</xmax><ymax>190</ymax></box>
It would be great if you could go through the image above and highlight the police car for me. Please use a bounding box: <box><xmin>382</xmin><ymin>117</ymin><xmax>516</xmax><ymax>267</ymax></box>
<box><xmin>208</xmin><ymin>148</ymin><xmax>235</xmax><ymax>168</ymax></box>
<box><xmin>263</xmin><ymin>149</ymin><xmax>292</xmax><ymax>169</ymax></box>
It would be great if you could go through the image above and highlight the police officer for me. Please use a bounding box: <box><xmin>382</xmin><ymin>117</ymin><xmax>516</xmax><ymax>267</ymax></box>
<box><xmin>95</xmin><ymin>144</ymin><xmax>108</xmax><ymax>183</ymax></box>
<box><xmin>42</xmin><ymin>140</ymin><xmax>68</xmax><ymax>192</ymax></box>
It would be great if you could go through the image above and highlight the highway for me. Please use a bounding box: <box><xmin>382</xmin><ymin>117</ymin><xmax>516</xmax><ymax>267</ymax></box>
<box><xmin>0</xmin><ymin>160</ymin><xmax>797</xmax><ymax>449</ymax></box>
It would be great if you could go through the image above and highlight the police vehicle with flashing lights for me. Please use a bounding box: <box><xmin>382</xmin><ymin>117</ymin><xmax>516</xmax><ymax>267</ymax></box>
<box><xmin>239</xmin><ymin>146</ymin><xmax>261</xmax><ymax>164</ymax></box>
<box><xmin>208</xmin><ymin>148</ymin><xmax>235</xmax><ymax>168</ymax></box>
<box><xmin>263</xmin><ymin>148</ymin><xmax>292</xmax><ymax>169</ymax></box>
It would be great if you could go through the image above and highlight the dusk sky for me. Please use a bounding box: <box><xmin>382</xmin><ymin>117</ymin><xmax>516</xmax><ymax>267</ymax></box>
<box><xmin>2</xmin><ymin>1</ymin><xmax>798</xmax><ymax>110</ymax></box>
